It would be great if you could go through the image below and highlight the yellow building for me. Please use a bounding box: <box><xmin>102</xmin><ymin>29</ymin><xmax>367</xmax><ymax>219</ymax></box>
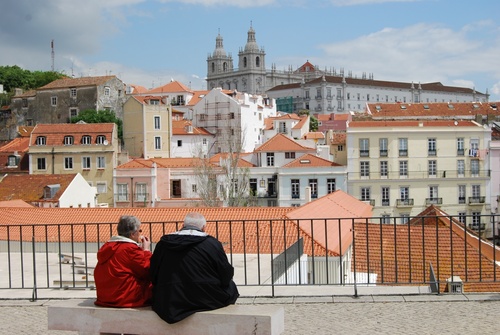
<box><xmin>346</xmin><ymin>120</ymin><xmax>491</xmax><ymax>229</ymax></box>
<box><xmin>28</xmin><ymin>123</ymin><xmax>119</xmax><ymax>206</ymax></box>
<box><xmin>123</xmin><ymin>95</ymin><xmax>172</xmax><ymax>158</ymax></box>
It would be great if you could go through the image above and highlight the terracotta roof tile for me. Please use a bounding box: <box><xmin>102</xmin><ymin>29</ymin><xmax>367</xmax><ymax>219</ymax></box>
<box><xmin>0</xmin><ymin>200</ymin><xmax>33</xmax><ymax>208</ymax></box>
<box><xmin>186</xmin><ymin>90</ymin><xmax>210</xmax><ymax>106</ymax></box>
<box><xmin>146</xmin><ymin>81</ymin><xmax>193</xmax><ymax>94</ymax></box>
<box><xmin>366</xmin><ymin>102</ymin><xmax>499</xmax><ymax>119</ymax></box>
<box><xmin>172</xmin><ymin>120</ymin><xmax>212</xmax><ymax>136</ymax></box>
<box><xmin>303</xmin><ymin>132</ymin><xmax>325</xmax><ymax>140</ymax></box>
<box><xmin>254</xmin><ymin>133</ymin><xmax>316</xmax><ymax>152</ymax></box>
<box><xmin>39</xmin><ymin>76</ymin><xmax>117</xmax><ymax>90</ymax></box>
<box><xmin>118</xmin><ymin>157</ymin><xmax>204</xmax><ymax>169</ymax></box>
<box><xmin>282</xmin><ymin>153</ymin><xmax>341</xmax><ymax>168</ymax></box>
<box><xmin>0</xmin><ymin>137</ymin><xmax>30</xmax><ymax>153</ymax></box>
<box><xmin>30</xmin><ymin>123</ymin><xmax>115</xmax><ymax>146</ymax></box>
<box><xmin>348</xmin><ymin>120</ymin><xmax>480</xmax><ymax>128</ymax></box>
<box><xmin>0</xmin><ymin>174</ymin><xmax>77</xmax><ymax>202</ymax></box>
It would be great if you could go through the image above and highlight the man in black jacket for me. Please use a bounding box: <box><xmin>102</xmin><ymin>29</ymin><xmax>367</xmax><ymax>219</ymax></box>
<box><xmin>150</xmin><ymin>212</ymin><xmax>239</xmax><ymax>324</ymax></box>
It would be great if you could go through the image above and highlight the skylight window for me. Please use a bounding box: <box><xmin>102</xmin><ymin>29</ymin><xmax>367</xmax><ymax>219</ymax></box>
<box><xmin>423</xmin><ymin>105</ymin><xmax>429</xmax><ymax>110</ymax></box>
<box><xmin>400</xmin><ymin>105</ymin><xmax>407</xmax><ymax>110</ymax></box>
<box><xmin>448</xmin><ymin>104</ymin><xmax>454</xmax><ymax>109</ymax></box>
<box><xmin>375</xmin><ymin>105</ymin><xmax>381</xmax><ymax>111</ymax></box>
<box><xmin>300</xmin><ymin>159</ymin><xmax>311</xmax><ymax>164</ymax></box>
<box><xmin>473</xmin><ymin>104</ymin><xmax>480</xmax><ymax>109</ymax></box>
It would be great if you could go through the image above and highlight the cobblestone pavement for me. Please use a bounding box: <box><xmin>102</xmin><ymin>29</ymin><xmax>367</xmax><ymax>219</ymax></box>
<box><xmin>2</xmin><ymin>298</ymin><xmax>500</xmax><ymax>335</ymax></box>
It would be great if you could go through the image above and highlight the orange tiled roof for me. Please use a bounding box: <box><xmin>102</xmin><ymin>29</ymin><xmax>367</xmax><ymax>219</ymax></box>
<box><xmin>293</xmin><ymin>115</ymin><xmax>308</xmax><ymax>129</ymax></box>
<box><xmin>0</xmin><ymin>199</ymin><xmax>33</xmax><ymax>208</ymax></box>
<box><xmin>303</xmin><ymin>132</ymin><xmax>325</xmax><ymax>140</ymax></box>
<box><xmin>172</xmin><ymin>120</ymin><xmax>212</xmax><ymax>136</ymax></box>
<box><xmin>17</xmin><ymin>126</ymin><xmax>35</xmax><ymax>137</ymax></box>
<box><xmin>254</xmin><ymin>133</ymin><xmax>316</xmax><ymax>152</ymax></box>
<box><xmin>39</xmin><ymin>76</ymin><xmax>117</xmax><ymax>90</ymax></box>
<box><xmin>132</xmin><ymin>95</ymin><xmax>168</xmax><ymax>105</ymax></box>
<box><xmin>186</xmin><ymin>90</ymin><xmax>210</xmax><ymax>106</ymax></box>
<box><xmin>282</xmin><ymin>153</ymin><xmax>341</xmax><ymax>168</ymax></box>
<box><xmin>30</xmin><ymin>123</ymin><xmax>115</xmax><ymax>146</ymax></box>
<box><xmin>348</xmin><ymin>120</ymin><xmax>481</xmax><ymax>128</ymax></box>
<box><xmin>366</xmin><ymin>102</ymin><xmax>499</xmax><ymax>118</ymax></box>
<box><xmin>12</xmin><ymin>89</ymin><xmax>37</xmax><ymax>98</ymax></box>
<box><xmin>128</xmin><ymin>84</ymin><xmax>148</xmax><ymax>94</ymax></box>
<box><xmin>209</xmin><ymin>153</ymin><xmax>255</xmax><ymax>168</ymax></box>
<box><xmin>0</xmin><ymin>137</ymin><xmax>30</xmax><ymax>153</ymax></box>
<box><xmin>330</xmin><ymin>132</ymin><xmax>346</xmax><ymax>144</ymax></box>
<box><xmin>146</xmin><ymin>81</ymin><xmax>193</xmax><ymax>94</ymax></box>
<box><xmin>0</xmin><ymin>174</ymin><xmax>77</xmax><ymax>202</ymax></box>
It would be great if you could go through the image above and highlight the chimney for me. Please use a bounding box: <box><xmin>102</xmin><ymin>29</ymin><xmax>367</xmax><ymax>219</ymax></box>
<box><xmin>305</xmin><ymin>186</ymin><xmax>311</xmax><ymax>203</ymax></box>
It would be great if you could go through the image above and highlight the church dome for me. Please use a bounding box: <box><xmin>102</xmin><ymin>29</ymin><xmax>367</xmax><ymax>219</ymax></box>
<box><xmin>213</xmin><ymin>33</ymin><xmax>227</xmax><ymax>57</ymax></box>
<box><xmin>244</xmin><ymin>26</ymin><xmax>259</xmax><ymax>52</ymax></box>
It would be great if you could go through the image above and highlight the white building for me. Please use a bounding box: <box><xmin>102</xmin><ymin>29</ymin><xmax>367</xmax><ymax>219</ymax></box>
<box><xmin>190</xmin><ymin>87</ymin><xmax>277</xmax><ymax>154</ymax></box>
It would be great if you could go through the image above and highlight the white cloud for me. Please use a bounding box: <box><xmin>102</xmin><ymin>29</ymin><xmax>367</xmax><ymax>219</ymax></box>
<box><xmin>158</xmin><ymin>0</ymin><xmax>277</xmax><ymax>7</ymax></box>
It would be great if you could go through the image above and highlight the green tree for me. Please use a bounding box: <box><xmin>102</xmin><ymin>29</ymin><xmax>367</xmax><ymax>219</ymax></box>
<box><xmin>0</xmin><ymin>66</ymin><xmax>65</xmax><ymax>93</ymax></box>
<box><xmin>70</xmin><ymin>109</ymin><xmax>123</xmax><ymax>142</ymax></box>
<box><xmin>297</xmin><ymin>109</ymin><xmax>318</xmax><ymax>132</ymax></box>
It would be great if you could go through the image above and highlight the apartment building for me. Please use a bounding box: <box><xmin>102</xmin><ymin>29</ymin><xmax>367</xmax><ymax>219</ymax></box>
<box><xmin>346</xmin><ymin>120</ymin><xmax>491</xmax><ymax>234</ymax></box>
<box><xmin>190</xmin><ymin>87</ymin><xmax>277</xmax><ymax>154</ymax></box>
<box><xmin>10</xmin><ymin>75</ymin><xmax>127</xmax><ymax>126</ymax></box>
<box><xmin>28</xmin><ymin>123</ymin><xmax>119</xmax><ymax>206</ymax></box>
<box><xmin>122</xmin><ymin>95</ymin><xmax>172</xmax><ymax>158</ymax></box>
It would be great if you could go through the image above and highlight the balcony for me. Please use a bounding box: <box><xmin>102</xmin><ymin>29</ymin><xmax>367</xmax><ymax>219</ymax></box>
<box><xmin>360</xmin><ymin>150</ymin><xmax>369</xmax><ymax>157</ymax></box>
<box><xmin>379</xmin><ymin>149</ymin><xmax>388</xmax><ymax>157</ymax></box>
<box><xmin>396</xmin><ymin>199</ymin><xmax>414</xmax><ymax>207</ymax></box>
<box><xmin>361</xmin><ymin>199</ymin><xmax>375</xmax><ymax>206</ymax></box>
<box><xmin>426</xmin><ymin>198</ymin><xmax>443</xmax><ymax>205</ymax></box>
<box><xmin>291</xmin><ymin>194</ymin><xmax>300</xmax><ymax>199</ymax></box>
<box><xmin>382</xmin><ymin>199</ymin><xmax>390</xmax><ymax>206</ymax></box>
<box><xmin>468</xmin><ymin>223</ymin><xmax>486</xmax><ymax>230</ymax></box>
<box><xmin>468</xmin><ymin>196</ymin><xmax>486</xmax><ymax>205</ymax></box>
<box><xmin>399</xmin><ymin>149</ymin><xmax>408</xmax><ymax>157</ymax></box>
<box><xmin>457</xmin><ymin>149</ymin><xmax>465</xmax><ymax>156</ymax></box>
<box><xmin>428</xmin><ymin>150</ymin><xmax>437</xmax><ymax>156</ymax></box>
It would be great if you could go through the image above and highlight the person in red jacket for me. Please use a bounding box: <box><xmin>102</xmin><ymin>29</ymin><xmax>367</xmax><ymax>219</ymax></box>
<box><xmin>94</xmin><ymin>215</ymin><xmax>152</xmax><ymax>307</ymax></box>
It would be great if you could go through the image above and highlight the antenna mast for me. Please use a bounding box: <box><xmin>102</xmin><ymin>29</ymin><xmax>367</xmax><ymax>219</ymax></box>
<box><xmin>51</xmin><ymin>39</ymin><xmax>55</xmax><ymax>72</ymax></box>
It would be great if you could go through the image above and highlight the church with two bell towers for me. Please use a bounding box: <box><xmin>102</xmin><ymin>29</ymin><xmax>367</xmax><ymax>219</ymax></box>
<box><xmin>206</xmin><ymin>25</ymin><xmax>319</xmax><ymax>95</ymax></box>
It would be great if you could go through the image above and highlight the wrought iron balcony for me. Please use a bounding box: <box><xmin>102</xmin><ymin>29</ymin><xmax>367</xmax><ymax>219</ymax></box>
<box><xmin>396</xmin><ymin>199</ymin><xmax>414</xmax><ymax>207</ymax></box>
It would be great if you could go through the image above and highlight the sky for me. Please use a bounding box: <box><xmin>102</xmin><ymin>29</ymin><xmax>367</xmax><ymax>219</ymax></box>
<box><xmin>2</xmin><ymin>0</ymin><xmax>500</xmax><ymax>100</ymax></box>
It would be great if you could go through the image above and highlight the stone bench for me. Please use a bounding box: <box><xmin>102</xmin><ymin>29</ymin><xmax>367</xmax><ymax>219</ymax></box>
<box><xmin>47</xmin><ymin>298</ymin><xmax>285</xmax><ymax>335</ymax></box>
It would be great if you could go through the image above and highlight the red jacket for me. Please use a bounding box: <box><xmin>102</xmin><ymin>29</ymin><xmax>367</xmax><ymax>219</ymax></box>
<box><xmin>94</xmin><ymin>236</ymin><xmax>152</xmax><ymax>307</ymax></box>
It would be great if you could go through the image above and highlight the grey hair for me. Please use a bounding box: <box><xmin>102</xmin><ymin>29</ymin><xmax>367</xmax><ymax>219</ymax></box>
<box><xmin>183</xmin><ymin>212</ymin><xmax>206</xmax><ymax>230</ymax></box>
<box><xmin>117</xmin><ymin>215</ymin><xmax>141</xmax><ymax>238</ymax></box>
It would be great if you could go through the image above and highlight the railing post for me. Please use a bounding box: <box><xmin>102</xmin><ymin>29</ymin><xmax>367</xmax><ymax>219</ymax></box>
<box><xmin>31</xmin><ymin>235</ymin><xmax>37</xmax><ymax>302</ymax></box>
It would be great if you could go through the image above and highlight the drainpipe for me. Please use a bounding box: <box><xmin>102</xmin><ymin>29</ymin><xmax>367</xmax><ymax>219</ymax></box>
<box><xmin>51</xmin><ymin>147</ymin><xmax>55</xmax><ymax>174</ymax></box>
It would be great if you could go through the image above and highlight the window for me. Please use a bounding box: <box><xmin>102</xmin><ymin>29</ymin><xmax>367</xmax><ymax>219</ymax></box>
<box><xmin>177</xmin><ymin>140</ymin><xmax>182</xmax><ymax>147</ymax></box>
<box><xmin>309</xmin><ymin>179</ymin><xmax>318</xmax><ymax>198</ymax></box>
<box><xmin>471</xmin><ymin>159</ymin><xmax>479</xmax><ymax>176</ymax></box>
<box><xmin>96</xmin><ymin>135</ymin><xmax>106</xmax><ymax>145</ymax></box>
<box><xmin>400</xmin><ymin>214</ymin><xmax>410</xmax><ymax>224</ymax></box>
<box><xmin>155</xmin><ymin>136</ymin><xmax>161</xmax><ymax>150</ymax></box>
<box><xmin>82</xmin><ymin>156</ymin><xmax>91</xmax><ymax>170</ymax></box>
<box><xmin>97</xmin><ymin>156</ymin><xmax>105</xmax><ymax>169</ymax></box>
<box><xmin>136</xmin><ymin>183</ymin><xmax>147</xmax><ymax>201</ymax></box>
<box><xmin>64</xmin><ymin>157</ymin><xmax>73</xmax><ymax>170</ymax></box>
<box><xmin>192</xmin><ymin>184</ymin><xmax>197</xmax><ymax>193</ymax></box>
<box><xmin>64</xmin><ymin>136</ymin><xmax>74</xmax><ymax>145</ymax></box>
<box><xmin>37</xmin><ymin>157</ymin><xmax>46</xmax><ymax>170</ymax></box>
<box><xmin>399</xmin><ymin>161</ymin><xmax>408</xmax><ymax>177</ymax></box>
<box><xmin>457</xmin><ymin>138</ymin><xmax>464</xmax><ymax>155</ymax></box>
<box><xmin>379</xmin><ymin>138</ymin><xmax>388</xmax><ymax>156</ymax></box>
<box><xmin>203</xmin><ymin>138</ymin><xmax>207</xmax><ymax>145</ymax></box>
<box><xmin>472</xmin><ymin>185</ymin><xmax>481</xmax><ymax>198</ymax></box>
<box><xmin>36</xmin><ymin>136</ymin><xmax>46</xmax><ymax>146</ymax></box>
<box><xmin>7</xmin><ymin>155</ymin><xmax>18</xmax><ymax>167</ymax></box>
<box><xmin>229</xmin><ymin>112</ymin><xmax>235</xmax><ymax>119</ymax></box>
<box><xmin>327</xmin><ymin>178</ymin><xmax>336</xmax><ymax>193</ymax></box>
<box><xmin>172</xmin><ymin>180</ymin><xmax>181</xmax><ymax>197</ymax></box>
<box><xmin>458</xmin><ymin>212</ymin><xmax>466</xmax><ymax>224</ymax></box>
<box><xmin>96</xmin><ymin>182</ymin><xmax>107</xmax><ymax>195</ymax></box>
<box><xmin>154</xmin><ymin>116</ymin><xmax>161</xmax><ymax>130</ymax></box>
<box><xmin>400</xmin><ymin>186</ymin><xmax>409</xmax><ymax>200</ymax></box>
<box><xmin>266</xmin><ymin>153</ymin><xmax>275</xmax><ymax>166</ymax></box>
<box><xmin>428</xmin><ymin>138</ymin><xmax>436</xmax><ymax>156</ymax></box>
<box><xmin>361</xmin><ymin>187</ymin><xmax>371</xmax><ymax>201</ymax></box>
<box><xmin>381</xmin><ymin>215</ymin><xmax>391</xmax><ymax>224</ymax></box>
<box><xmin>82</xmin><ymin>135</ymin><xmax>91</xmax><ymax>145</ymax></box>
<box><xmin>291</xmin><ymin>179</ymin><xmax>300</xmax><ymax>199</ymax></box>
<box><xmin>316</xmin><ymin>88</ymin><xmax>321</xmax><ymax>99</ymax></box>
<box><xmin>457</xmin><ymin>160</ymin><xmax>465</xmax><ymax>177</ymax></box>
<box><xmin>337</xmin><ymin>145</ymin><xmax>344</xmax><ymax>151</ymax></box>
<box><xmin>69</xmin><ymin>108</ymin><xmax>78</xmax><ymax>119</ymax></box>
<box><xmin>360</xmin><ymin>161</ymin><xmax>370</xmax><ymax>178</ymax></box>
<box><xmin>279</xmin><ymin>122</ymin><xmax>287</xmax><ymax>133</ymax></box>
<box><xmin>70</xmin><ymin>88</ymin><xmax>77</xmax><ymax>98</ymax></box>
<box><xmin>117</xmin><ymin>184</ymin><xmax>128</xmax><ymax>201</ymax></box>
<box><xmin>104</xmin><ymin>87</ymin><xmax>110</xmax><ymax>96</ymax></box>
<box><xmin>472</xmin><ymin>212</ymin><xmax>482</xmax><ymax>229</ymax></box>
<box><xmin>359</xmin><ymin>138</ymin><xmax>369</xmax><ymax>157</ymax></box>
<box><xmin>285</xmin><ymin>152</ymin><xmax>295</xmax><ymax>159</ymax></box>
<box><xmin>399</xmin><ymin>138</ymin><xmax>408</xmax><ymax>156</ymax></box>
<box><xmin>22</xmin><ymin>98</ymin><xmax>28</xmax><ymax>108</ymax></box>
<box><xmin>458</xmin><ymin>185</ymin><xmax>466</xmax><ymax>204</ymax></box>
<box><xmin>429</xmin><ymin>185</ymin><xmax>438</xmax><ymax>200</ymax></box>
<box><xmin>382</xmin><ymin>187</ymin><xmax>390</xmax><ymax>206</ymax></box>
<box><xmin>51</xmin><ymin>96</ymin><xmax>57</xmax><ymax>106</ymax></box>
<box><xmin>380</xmin><ymin>161</ymin><xmax>388</xmax><ymax>178</ymax></box>
<box><xmin>428</xmin><ymin>160</ymin><xmax>437</xmax><ymax>177</ymax></box>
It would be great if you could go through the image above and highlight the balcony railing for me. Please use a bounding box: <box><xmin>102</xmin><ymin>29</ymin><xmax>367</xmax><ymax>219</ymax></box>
<box><xmin>348</xmin><ymin>170</ymin><xmax>490</xmax><ymax>180</ymax></box>
<box><xmin>360</xmin><ymin>150</ymin><xmax>369</xmax><ymax>157</ymax></box>
<box><xmin>1</xmin><ymin>214</ymin><xmax>498</xmax><ymax>297</ymax></box>
<box><xmin>399</xmin><ymin>149</ymin><xmax>408</xmax><ymax>157</ymax></box>
<box><xmin>469</xmin><ymin>196</ymin><xmax>486</xmax><ymax>204</ymax></box>
<box><xmin>396</xmin><ymin>199</ymin><xmax>414</xmax><ymax>207</ymax></box>
<box><xmin>379</xmin><ymin>149</ymin><xmax>388</xmax><ymax>157</ymax></box>
<box><xmin>426</xmin><ymin>198</ymin><xmax>443</xmax><ymax>205</ymax></box>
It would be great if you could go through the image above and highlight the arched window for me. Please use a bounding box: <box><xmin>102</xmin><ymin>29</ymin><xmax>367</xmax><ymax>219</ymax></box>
<box><xmin>256</xmin><ymin>56</ymin><xmax>260</xmax><ymax>67</ymax></box>
<box><xmin>243</xmin><ymin>57</ymin><xmax>247</xmax><ymax>67</ymax></box>
<box><xmin>212</xmin><ymin>62</ymin><xmax>215</xmax><ymax>73</ymax></box>
<box><xmin>223</xmin><ymin>62</ymin><xmax>227</xmax><ymax>72</ymax></box>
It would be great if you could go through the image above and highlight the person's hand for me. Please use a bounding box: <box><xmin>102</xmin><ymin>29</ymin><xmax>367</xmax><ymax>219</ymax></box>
<box><xmin>141</xmin><ymin>235</ymin><xmax>151</xmax><ymax>251</ymax></box>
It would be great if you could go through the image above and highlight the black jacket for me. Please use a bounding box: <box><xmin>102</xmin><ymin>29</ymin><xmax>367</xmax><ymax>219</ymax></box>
<box><xmin>150</xmin><ymin>229</ymin><xmax>239</xmax><ymax>324</ymax></box>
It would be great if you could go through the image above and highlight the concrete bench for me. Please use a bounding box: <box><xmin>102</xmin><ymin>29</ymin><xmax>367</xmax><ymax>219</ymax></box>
<box><xmin>60</xmin><ymin>253</ymin><xmax>85</xmax><ymax>265</ymax></box>
<box><xmin>47</xmin><ymin>298</ymin><xmax>285</xmax><ymax>335</ymax></box>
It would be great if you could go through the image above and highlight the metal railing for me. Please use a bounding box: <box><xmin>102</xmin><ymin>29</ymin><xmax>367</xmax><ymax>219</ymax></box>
<box><xmin>1</xmin><ymin>215</ymin><xmax>499</xmax><ymax>297</ymax></box>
